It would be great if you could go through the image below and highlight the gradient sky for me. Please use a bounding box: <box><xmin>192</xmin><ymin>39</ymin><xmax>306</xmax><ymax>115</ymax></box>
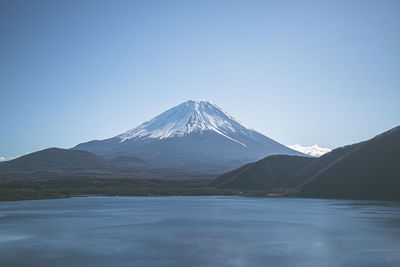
<box><xmin>1</xmin><ymin>0</ymin><xmax>400</xmax><ymax>159</ymax></box>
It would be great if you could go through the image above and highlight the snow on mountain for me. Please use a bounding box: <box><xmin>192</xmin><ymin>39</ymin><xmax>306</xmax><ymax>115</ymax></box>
<box><xmin>288</xmin><ymin>144</ymin><xmax>331</xmax><ymax>157</ymax></box>
<box><xmin>118</xmin><ymin>100</ymin><xmax>253</xmax><ymax>146</ymax></box>
<box><xmin>73</xmin><ymin>100</ymin><xmax>306</xmax><ymax>175</ymax></box>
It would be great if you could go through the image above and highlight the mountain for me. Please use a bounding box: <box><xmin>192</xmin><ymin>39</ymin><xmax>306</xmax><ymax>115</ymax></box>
<box><xmin>287</xmin><ymin>144</ymin><xmax>331</xmax><ymax>157</ymax></box>
<box><xmin>211</xmin><ymin>155</ymin><xmax>315</xmax><ymax>190</ymax></box>
<box><xmin>298</xmin><ymin>126</ymin><xmax>400</xmax><ymax>200</ymax></box>
<box><xmin>73</xmin><ymin>100</ymin><xmax>306</xmax><ymax>176</ymax></box>
<box><xmin>213</xmin><ymin>143</ymin><xmax>358</xmax><ymax>192</ymax></box>
<box><xmin>213</xmin><ymin>125</ymin><xmax>400</xmax><ymax>200</ymax></box>
<box><xmin>0</xmin><ymin>148</ymin><xmax>121</xmax><ymax>176</ymax></box>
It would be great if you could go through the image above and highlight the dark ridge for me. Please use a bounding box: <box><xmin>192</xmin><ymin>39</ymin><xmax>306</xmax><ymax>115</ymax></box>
<box><xmin>298</xmin><ymin>125</ymin><xmax>400</xmax><ymax>200</ymax></box>
<box><xmin>0</xmin><ymin>148</ymin><xmax>121</xmax><ymax>175</ymax></box>
<box><xmin>211</xmin><ymin>155</ymin><xmax>315</xmax><ymax>191</ymax></box>
<box><xmin>212</xmin><ymin>125</ymin><xmax>400</xmax><ymax>200</ymax></box>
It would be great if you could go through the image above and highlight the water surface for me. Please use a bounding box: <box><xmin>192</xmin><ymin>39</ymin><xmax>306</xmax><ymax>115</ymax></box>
<box><xmin>1</xmin><ymin>196</ymin><xmax>400</xmax><ymax>266</ymax></box>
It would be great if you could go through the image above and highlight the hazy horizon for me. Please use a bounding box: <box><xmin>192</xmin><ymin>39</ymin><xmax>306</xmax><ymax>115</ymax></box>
<box><xmin>1</xmin><ymin>0</ymin><xmax>400</xmax><ymax>159</ymax></box>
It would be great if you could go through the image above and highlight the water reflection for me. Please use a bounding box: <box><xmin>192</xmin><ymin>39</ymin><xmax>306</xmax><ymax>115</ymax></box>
<box><xmin>0</xmin><ymin>197</ymin><xmax>399</xmax><ymax>266</ymax></box>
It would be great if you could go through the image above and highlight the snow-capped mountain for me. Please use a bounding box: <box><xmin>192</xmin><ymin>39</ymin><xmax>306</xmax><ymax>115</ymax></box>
<box><xmin>119</xmin><ymin>100</ymin><xmax>254</xmax><ymax>146</ymax></box>
<box><xmin>288</xmin><ymin>144</ymin><xmax>331</xmax><ymax>157</ymax></box>
<box><xmin>73</xmin><ymin>100</ymin><xmax>306</xmax><ymax>177</ymax></box>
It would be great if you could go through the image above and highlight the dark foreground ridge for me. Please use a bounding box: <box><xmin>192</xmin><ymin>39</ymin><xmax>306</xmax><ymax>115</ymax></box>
<box><xmin>0</xmin><ymin>125</ymin><xmax>399</xmax><ymax>201</ymax></box>
<box><xmin>214</xmin><ymin>125</ymin><xmax>400</xmax><ymax>201</ymax></box>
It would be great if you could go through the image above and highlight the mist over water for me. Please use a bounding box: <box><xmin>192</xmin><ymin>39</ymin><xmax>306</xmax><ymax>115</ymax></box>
<box><xmin>1</xmin><ymin>197</ymin><xmax>400</xmax><ymax>266</ymax></box>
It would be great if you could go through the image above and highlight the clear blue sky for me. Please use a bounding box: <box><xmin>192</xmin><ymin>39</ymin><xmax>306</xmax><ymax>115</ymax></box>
<box><xmin>1</xmin><ymin>0</ymin><xmax>399</xmax><ymax>159</ymax></box>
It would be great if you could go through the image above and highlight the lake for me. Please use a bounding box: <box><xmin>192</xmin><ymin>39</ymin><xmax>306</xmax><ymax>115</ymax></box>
<box><xmin>0</xmin><ymin>196</ymin><xmax>400</xmax><ymax>266</ymax></box>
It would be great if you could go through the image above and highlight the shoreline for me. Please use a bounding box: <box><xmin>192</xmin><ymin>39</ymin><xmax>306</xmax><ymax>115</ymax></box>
<box><xmin>1</xmin><ymin>176</ymin><xmax>399</xmax><ymax>202</ymax></box>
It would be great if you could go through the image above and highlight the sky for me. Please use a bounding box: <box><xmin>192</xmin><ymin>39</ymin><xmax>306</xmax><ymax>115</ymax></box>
<box><xmin>1</xmin><ymin>0</ymin><xmax>400</xmax><ymax>159</ymax></box>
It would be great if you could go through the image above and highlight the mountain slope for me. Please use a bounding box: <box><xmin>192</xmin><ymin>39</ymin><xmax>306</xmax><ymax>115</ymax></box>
<box><xmin>73</xmin><ymin>100</ymin><xmax>305</xmax><ymax>175</ymax></box>
<box><xmin>212</xmin><ymin>125</ymin><xmax>400</xmax><ymax>200</ymax></box>
<box><xmin>211</xmin><ymin>155</ymin><xmax>315</xmax><ymax>190</ymax></box>
<box><xmin>0</xmin><ymin>148</ymin><xmax>120</xmax><ymax>175</ymax></box>
<box><xmin>212</xmin><ymin>139</ymin><xmax>363</xmax><ymax>191</ymax></box>
<box><xmin>212</xmin><ymin>144</ymin><xmax>360</xmax><ymax>192</ymax></box>
<box><xmin>298</xmin><ymin>126</ymin><xmax>400</xmax><ymax>200</ymax></box>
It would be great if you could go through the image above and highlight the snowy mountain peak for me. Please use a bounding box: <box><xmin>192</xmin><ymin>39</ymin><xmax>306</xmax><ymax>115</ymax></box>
<box><xmin>118</xmin><ymin>100</ymin><xmax>253</xmax><ymax>144</ymax></box>
<box><xmin>287</xmin><ymin>144</ymin><xmax>331</xmax><ymax>157</ymax></box>
<box><xmin>73</xmin><ymin>100</ymin><xmax>307</xmax><ymax>174</ymax></box>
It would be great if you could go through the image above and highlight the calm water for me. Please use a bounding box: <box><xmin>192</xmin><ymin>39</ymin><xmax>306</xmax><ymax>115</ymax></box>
<box><xmin>0</xmin><ymin>197</ymin><xmax>400</xmax><ymax>267</ymax></box>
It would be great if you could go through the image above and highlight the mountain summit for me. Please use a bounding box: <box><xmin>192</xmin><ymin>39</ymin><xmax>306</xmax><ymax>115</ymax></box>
<box><xmin>73</xmin><ymin>100</ymin><xmax>306</xmax><ymax>177</ymax></box>
<box><xmin>119</xmin><ymin>100</ymin><xmax>254</xmax><ymax>146</ymax></box>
